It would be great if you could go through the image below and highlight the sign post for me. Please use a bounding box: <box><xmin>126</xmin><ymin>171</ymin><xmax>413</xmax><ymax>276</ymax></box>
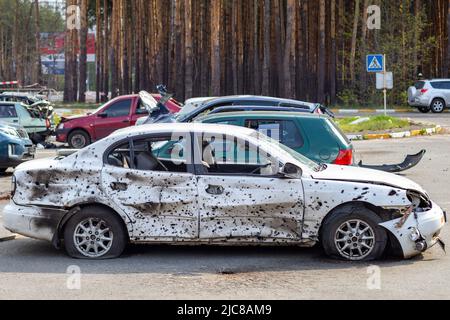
<box><xmin>383</xmin><ymin>55</ymin><xmax>387</xmax><ymax>116</ymax></box>
<box><xmin>367</xmin><ymin>54</ymin><xmax>393</xmax><ymax>116</ymax></box>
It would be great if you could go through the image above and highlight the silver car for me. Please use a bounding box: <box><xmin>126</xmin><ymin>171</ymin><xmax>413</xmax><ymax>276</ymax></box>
<box><xmin>408</xmin><ymin>79</ymin><xmax>450</xmax><ymax>113</ymax></box>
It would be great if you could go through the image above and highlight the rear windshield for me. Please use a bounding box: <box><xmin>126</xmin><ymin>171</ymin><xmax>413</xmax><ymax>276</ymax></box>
<box><xmin>414</xmin><ymin>81</ymin><xmax>426</xmax><ymax>90</ymax></box>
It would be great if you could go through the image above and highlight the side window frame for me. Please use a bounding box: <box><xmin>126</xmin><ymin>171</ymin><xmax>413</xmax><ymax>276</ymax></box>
<box><xmin>244</xmin><ymin>118</ymin><xmax>304</xmax><ymax>149</ymax></box>
<box><xmin>0</xmin><ymin>104</ymin><xmax>18</xmax><ymax>118</ymax></box>
<box><xmin>192</xmin><ymin>132</ymin><xmax>282</xmax><ymax>178</ymax></box>
<box><xmin>103</xmin><ymin>133</ymin><xmax>196</xmax><ymax>174</ymax></box>
<box><xmin>102</xmin><ymin>98</ymin><xmax>133</xmax><ymax>118</ymax></box>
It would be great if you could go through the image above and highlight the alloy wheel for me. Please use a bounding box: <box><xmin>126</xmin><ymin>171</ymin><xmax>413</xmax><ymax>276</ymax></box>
<box><xmin>73</xmin><ymin>218</ymin><xmax>114</xmax><ymax>258</ymax></box>
<box><xmin>334</xmin><ymin>219</ymin><xmax>375</xmax><ymax>261</ymax></box>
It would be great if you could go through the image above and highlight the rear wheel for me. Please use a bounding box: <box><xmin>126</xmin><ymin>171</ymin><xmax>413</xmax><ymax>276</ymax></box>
<box><xmin>68</xmin><ymin>130</ymin><xmax>91</xmax><ymax>149</ymax></box>
<box><xmin>430</xmin><ymin>98</ymin><xmax>446</xmax><ymax>113</ymax></box>
<box><xmin>418</xmin><ymin>106</ymin><xmax>430</xmax><ymax>113</ymax></box>
<box><xmin>321</xmin><ymin>206</ymin><xmax>387</xmax><ymax>261</ymax></box>
<box><xmin>64</xmin><ymin>206</ymin><xmax>127</xmax><ymax>259</ymax></box>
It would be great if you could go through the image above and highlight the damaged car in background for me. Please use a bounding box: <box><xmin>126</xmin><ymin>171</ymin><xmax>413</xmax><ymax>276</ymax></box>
<box><xmin>2</xmin><ymin>123</ymin><xmax>446</xmax><ymax>261</ymax></box>
<box><xmin>138</xmin><ymin>90</ymin><xmax>426</xmax><ymax>173</ymax></box>
<box><xmin>0</xmin><ymin>101</ymin><xmax>53</xmax><ymax>144</ymax></box>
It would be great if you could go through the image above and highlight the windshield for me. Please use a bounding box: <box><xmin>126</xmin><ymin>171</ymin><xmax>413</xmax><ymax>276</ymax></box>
<box><xmin>249</xmin><ymin>131</ymin><xmax>320</xmax><ymax>171</ymax></box>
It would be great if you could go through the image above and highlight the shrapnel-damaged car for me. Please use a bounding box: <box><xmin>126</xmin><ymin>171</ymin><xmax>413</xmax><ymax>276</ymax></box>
<box><xmin>3</xmin><ymin>123</ymin><xmax>446</xmax><ymax>261</ymax></box>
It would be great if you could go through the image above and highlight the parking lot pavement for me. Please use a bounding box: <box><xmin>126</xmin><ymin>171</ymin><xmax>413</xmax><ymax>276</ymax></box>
<box><xmin>0</xmin><ymin>135</ymin><xmax>449</xmax><ymax>300</ymax></box>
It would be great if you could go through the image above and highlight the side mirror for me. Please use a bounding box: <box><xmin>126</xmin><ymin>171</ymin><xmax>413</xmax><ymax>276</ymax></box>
<box><xmin>98</xmin><ymin>113</ymin><xmax>108</xmax><ymax>118</ymax></box>
<box><xmin>280</xmin><ymin>163</ymin><xmax>303</xmax><ymax>178</ymax></box>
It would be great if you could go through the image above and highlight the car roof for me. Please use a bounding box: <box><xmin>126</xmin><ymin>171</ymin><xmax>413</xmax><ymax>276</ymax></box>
<box><xmin>423</xmin><ymin>79</ymin><xmax>450</xmax><ymax>82</ymax></box>
<box><xmin>111</xmin><ymin>122</ymin><xmax>255</xmax><ymax>138</ymax></box>
<box><xmin>203</xmin><ymin>95</ymin><xmax>317</xmax><ymax>107</ymax></box>
<box><xmin>198</xmin><ymin>111</ymin><xmax>327</xmax><ymax>121</ymax></box>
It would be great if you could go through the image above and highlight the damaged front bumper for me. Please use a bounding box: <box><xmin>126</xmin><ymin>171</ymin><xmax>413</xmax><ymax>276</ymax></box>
<box><xmin>380</xmin><ymin>201</ymin><xmax>447</xmax><ymax>259</ymax></box>
<box><xmin>358</xmin><ymin>150</ymin><xmax>426</xmax><ymax>173</ymax></box>
<box><xmin>3</xmin><ymin>203</ymin><xmax>66</xmax><ymax>242</ymax></box>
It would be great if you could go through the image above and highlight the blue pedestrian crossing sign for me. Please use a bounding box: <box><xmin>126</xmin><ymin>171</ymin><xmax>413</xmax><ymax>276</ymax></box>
<box><xmin>367</xmin><ymin>54</ymin><xmax>384</xmax><ymax>72</ymax></box>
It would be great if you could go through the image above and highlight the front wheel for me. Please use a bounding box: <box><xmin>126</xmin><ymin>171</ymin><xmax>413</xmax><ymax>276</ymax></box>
<box><xmin>68</xmin><ymin>130</ymin><xmax>91</xmax><ymax>149</ymax></box>
<box><xmin>321</xmin><ymin>206</ymin><xmax>387</xmax><ymax>261</ymax></box>
<box><xmin>430</xmin><ymin>98</ymin><xmax>446</xmax><ymax>113</ymax></box>
<box><xmin>64</xmin><ymin>206</ymin><xmax>127</xmax><ymax>259</ymax></box>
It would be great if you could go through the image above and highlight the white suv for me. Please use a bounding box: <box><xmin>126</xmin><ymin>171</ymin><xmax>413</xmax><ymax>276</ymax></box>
<box><xmin>408</xmin><ymin>79</ymin><xmax>450</xmax><ymax>113</ymax></box>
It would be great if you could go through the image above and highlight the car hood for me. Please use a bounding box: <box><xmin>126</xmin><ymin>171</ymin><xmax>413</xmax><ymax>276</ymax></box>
<box><xmin>312</xmin><ymin>164</ymin><xmax>428</xmax><ymax>196</ymax></box>
<box><xmin>61</xmin><ymin>114</ymin><xmax>91</xmax><ymax>122</ymax></box>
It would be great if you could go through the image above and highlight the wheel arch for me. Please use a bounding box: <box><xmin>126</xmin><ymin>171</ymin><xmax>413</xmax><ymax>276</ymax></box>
<box><xmin>53</xmin><ymin>202</ymin><xmax>130</xmax><ymax>248</ymax></box>
<box><xmin>318</xmin><ymin>201</ymin><xmax>388</xmax><ymax>238</ymax></box>
<box><xmin>317</xmin><ymin>200</ymin><xmax>402</xmax><ymax>257</ymax></box>
<box><xmin>430</xmin><ymin>96</ymin><xmax>447</xmax><ymax>106</ymax></box>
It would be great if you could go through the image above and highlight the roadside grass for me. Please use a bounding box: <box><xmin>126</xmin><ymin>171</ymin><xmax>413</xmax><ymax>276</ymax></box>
<box><xmin>335</xmin><ymin>115</ymin><xmax>411</xmax><ymax>133</ymax></box>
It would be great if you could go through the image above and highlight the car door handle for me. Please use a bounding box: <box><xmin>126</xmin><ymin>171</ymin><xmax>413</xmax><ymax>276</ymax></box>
<box><xmin>122</xmin><ymin>120</ymin><xmax>130</xmax><ymax>123</ymax></box>
<box><xmin>110</xmin><ymin>182</ymin><xmax>128</xmax><ymax>191</ymax></box>
<box><xmin>206</xmin><ymin>185</ymin><xmax>224</xmax><ymax>195</ymax></box>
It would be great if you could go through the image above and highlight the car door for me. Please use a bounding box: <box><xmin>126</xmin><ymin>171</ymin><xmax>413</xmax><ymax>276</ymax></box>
<box><xmin>94</xmin><ymin>98</ymin><xmax>133</xmax><ymax>140</ymax></box>
<box><xmin>101</xmin><ymin>133</ymin><xmax>199</xmax><ymax>240</ymax></box>
<box><xmin>194</xmin><ymin>132</ymin><xmax>305</xmax><ymax>242</ymax></box>
<box><xmin>443</xmin><ymin>81</ymin><xmax>450</xmax><ymax>105</ymax></box>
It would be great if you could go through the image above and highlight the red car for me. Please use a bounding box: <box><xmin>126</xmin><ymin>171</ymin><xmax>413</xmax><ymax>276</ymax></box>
<box><xmin>56</xmin><ymin>94</ymin><xmax>182</xmax><ymax>148</ymax></box>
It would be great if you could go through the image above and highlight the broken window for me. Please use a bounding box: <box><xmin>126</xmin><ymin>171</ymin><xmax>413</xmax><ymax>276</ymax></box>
<box><xmin>107</xmin><ymin>142</ymin><xmax>132</xmax><ymax>168</ymax></box>
<box><xmin>195</xmin><ymin>133</ymin><xmax>278</xmax><ymax>176</ymax></box>
<box><xmin>132</xmin><ymin>135</ymin><xmax>190</xmax><ymax>173</ymax></box>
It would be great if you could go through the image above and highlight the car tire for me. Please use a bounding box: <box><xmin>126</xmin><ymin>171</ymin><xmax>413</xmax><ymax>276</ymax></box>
<box><xmin>0</xmin><ymin>168</ymin><xmax>7</xmax><ymax>174</ymax></box>
<box><xmin>64</xmin><ymin>206</ymin><xmax>128</xmax><ymax>259</ymax></box>
<box><xmin>418</xmin><ymin>106</ymin><xmax>430</xmax><ymax>113</ymax></box>
<box><xmin>68</xmin><ymin>130</ymin><xmax>91</xmax><ymax>149</ymax></box>
<box><xmin>321</xmin><ymin>206</ymin><xmax>387</xmax><ymax>261</ymax></box>
<box><xmin>430</xmin><ymin>98</ymin><xmax>446</xmax><ymax>113</ymax></box>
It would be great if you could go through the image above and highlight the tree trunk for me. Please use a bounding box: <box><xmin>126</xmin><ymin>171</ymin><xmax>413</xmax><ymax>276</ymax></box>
<box><xmin>350</xmin><ymin>0</ymin><xmax>360</xmax><ymax>83</ymax></box>
<box><xmin>78</xmin><ymin>0</ymin><xmax>88</xmax><ymax>102</ymax></box>
<box><xmin>211</xmin><ymin>0</ymin><xmax>221</xmax><ymax>96</ymax></box>
<box><xmin>329</xmin><ymin>0</ymin><xmax>337</xmax><ymax>104</ymax></box>
<box><xmin>33</xmin><ymin>0</ymin><xmax>41</xmax><ymax>85</ymax></box>
<box><xmin>317</xmin><ymin>0</ymin><xmax>326</xmax><ymax>103</ymax></box>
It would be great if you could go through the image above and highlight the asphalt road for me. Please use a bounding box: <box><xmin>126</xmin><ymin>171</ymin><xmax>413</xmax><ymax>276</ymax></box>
<box><xmin>0</xmin><ymin>124</ymin><xmax>450</xmax><ymax>299</ymax></box>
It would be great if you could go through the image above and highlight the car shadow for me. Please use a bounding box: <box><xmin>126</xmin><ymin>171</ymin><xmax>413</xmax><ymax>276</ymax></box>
<box><xmin>0</xmin><ymin>238</ymin><xmax>426</xmax><ymax>275</ymax></box>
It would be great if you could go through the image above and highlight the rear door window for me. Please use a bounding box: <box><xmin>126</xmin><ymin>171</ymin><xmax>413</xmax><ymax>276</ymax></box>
<box><xmin>430</xmin><ymin>82</ymin><xmax>448</xmax><ymax>89</ymax></box>
<box><xmin>245</xmin><ymin>119</ymin><xmax>304</xmax><ymax>149</ymax></box>
<box><xmin>0</xmin><ymin>104</ymin><xmax>17</xmax><ymax>118</ymax></box>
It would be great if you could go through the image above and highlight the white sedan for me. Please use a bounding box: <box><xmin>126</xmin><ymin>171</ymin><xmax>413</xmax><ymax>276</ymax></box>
<box><xmin>3</xmin><ymin>123</ymin><xmax>446</xmax><ymax>261</ymax></box>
